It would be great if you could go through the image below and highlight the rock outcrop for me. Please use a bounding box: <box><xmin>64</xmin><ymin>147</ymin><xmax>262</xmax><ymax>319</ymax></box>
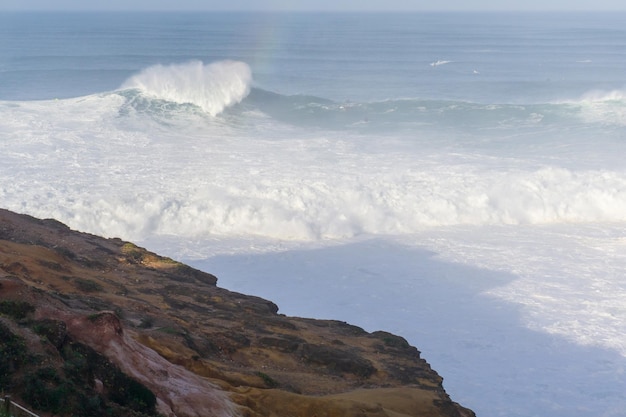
<box><xmin>0</xmin><ymin>208</ymin><xmax>474</xmax><ymax>417</ymax></box>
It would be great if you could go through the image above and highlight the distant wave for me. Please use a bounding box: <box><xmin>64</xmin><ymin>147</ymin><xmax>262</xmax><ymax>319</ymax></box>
<box><xmin>430</xmin><ymin>60</ymin><xmax>452</xmax><ymax>67</ymax></box>
<box><xmin>579</xmin><ymin>89</ymin><xmax>625</xmax><ymax>102</ymax></box>
<box><xmin>38</xmin><ymin>83</ymin><xmax>626</xmax><ymax>134</ymax></box>
<box><xmin>240</xmin><ymin>89</ymin><xmax>626</xmax><ymax>131</ymax></box>
<box><xmin>562</xmin><ymin>89</ymin><xmax>626</xmax><ymax>126</ymax></box>
<box><xmin>120</xmin><ymin>60</ymin><xmax>252</xmax><ymax>116</ymax></box>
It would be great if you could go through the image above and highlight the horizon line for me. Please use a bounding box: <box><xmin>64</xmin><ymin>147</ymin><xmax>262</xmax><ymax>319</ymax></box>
<box><xmin>2</xmin><ymin>9</ymin><xmax>626</xmax><ymax>13</ymax></box>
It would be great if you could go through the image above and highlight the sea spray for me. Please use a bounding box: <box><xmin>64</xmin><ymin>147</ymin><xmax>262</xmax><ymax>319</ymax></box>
<box><xmin>121</xmin><ymin>60</ymin><xmax>252</xmax><ymax>116</ymax></box>
<box><xmin>4</xmin><ymin>12</ymin><xmax>626</xmax><ymax>417</ymax></box>
<box><xmin>572</xmin><ymin>89</ymin><xmax>626</xmax><ymax>125</ymax></box>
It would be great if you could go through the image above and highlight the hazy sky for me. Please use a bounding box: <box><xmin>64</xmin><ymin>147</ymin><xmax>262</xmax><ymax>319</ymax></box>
<box><xmin>1</xmin><ymin>0</ymin><xmax>625</xmax><ymax>12</ymax></box>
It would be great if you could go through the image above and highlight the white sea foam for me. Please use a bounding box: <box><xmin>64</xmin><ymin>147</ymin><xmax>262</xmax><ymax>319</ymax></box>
<box><xmin>430</xmin><ymin>59</ymin><xmax>452</xmax><ymax>67</ymax></box>
<box><xmin>2</xmin><ymin>96</ymin><xmax>626</xmax><ymax>243</ymax></box>
<box><xmin>4</xmin><ymin>12</ymin><xmax>626</xmax><ymax>417</ymax></box>
<box><xmin>573</xmin><ymin>90</ymin><xmax>626</xmax><ymax>126</ymax></box>
<box><xmin>120</xmin><ymin>60</ymin><xmax>252</xmax><ymax>116</ymax></box>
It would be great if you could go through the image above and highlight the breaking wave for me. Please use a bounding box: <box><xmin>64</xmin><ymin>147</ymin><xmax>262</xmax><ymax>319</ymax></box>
<box><xmin>566</xmin><ymin>89</ymin><xmax>626</xmax><ymax>126</ymax></box>
<box><xmin>80</xmin><ymin>166</ymin><xmax>626</xmax><ymax>241</ymax></box>
<box><xmin>3</xmin><ymin>80</ymin><xmax>626</xmax><ymax>243</ymax></box>
<box><xmin>120</xmin><ymin>60</ymin><xmax>252</xmax><ymax>116</ymax></box>
<box><xmin>113</xmin><ymin>64</ymin><xmax>626</xmax><ymax>130</ymax></box>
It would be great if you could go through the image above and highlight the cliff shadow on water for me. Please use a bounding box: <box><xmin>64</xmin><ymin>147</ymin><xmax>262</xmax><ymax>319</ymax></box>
<box><xmin>190</xmin><ymin>239</ymin><xmax>626</xmax><ymax>417</ymax></box>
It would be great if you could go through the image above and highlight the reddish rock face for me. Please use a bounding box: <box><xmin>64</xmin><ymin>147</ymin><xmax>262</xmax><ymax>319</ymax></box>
<box><xmin>0</xmin><ymin>208</ymin><xmax>475</xmax><ymax>417</ymax></box>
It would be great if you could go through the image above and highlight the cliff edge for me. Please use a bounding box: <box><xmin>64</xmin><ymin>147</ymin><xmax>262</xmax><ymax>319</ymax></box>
<box><xmin>0</xmin><ymin>208</ymin><xmax>475</xmax><ymax>417</ymax></box>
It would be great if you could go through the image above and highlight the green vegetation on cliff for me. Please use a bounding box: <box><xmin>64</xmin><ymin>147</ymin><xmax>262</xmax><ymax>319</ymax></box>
<box><xmin>0</xmin><ymin>311</ymin><xmax>156</xmax><ymax>417</ymax></box>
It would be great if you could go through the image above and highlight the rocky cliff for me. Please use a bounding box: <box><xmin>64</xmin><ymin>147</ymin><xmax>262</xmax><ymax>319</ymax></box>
<box><xmin>0</xmin><ymin>208</ymin><xmax>474</xmax><ymax>417</ymax></box>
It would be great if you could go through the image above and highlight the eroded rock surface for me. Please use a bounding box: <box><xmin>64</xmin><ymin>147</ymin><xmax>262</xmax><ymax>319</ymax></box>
<box><xmin>0</xmin><ymin>208</ymin><xmax>474</xmax><ymax>417</ymax></box>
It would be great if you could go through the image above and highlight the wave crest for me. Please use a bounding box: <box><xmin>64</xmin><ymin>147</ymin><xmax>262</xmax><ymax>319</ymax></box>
<box><xmin>580</xmin><ymin>89</ymin><xmax>626</xmax><ymax>102</ymax></box>
<box><xmin>567</xmin><ymin>89</ymin><xmax>626</xmax><ymax>126</ymax></box>
<box><xmin>121</xmin><ymin>60</ymin><xmax>252</xmax><ymax>116</ymax></box>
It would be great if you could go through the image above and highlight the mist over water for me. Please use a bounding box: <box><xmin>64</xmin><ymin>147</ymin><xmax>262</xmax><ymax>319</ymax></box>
<box><xmin>2</xmin><ymin>11</ymin><xmax>626</xmax><ymax>417</ymax></box>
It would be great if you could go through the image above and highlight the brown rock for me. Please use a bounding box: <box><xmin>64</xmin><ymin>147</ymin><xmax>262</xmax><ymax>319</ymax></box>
<box><xmin>0</xmin><ymin>208</ymin><xmax>475</xmax><ymax>417</ymax></box>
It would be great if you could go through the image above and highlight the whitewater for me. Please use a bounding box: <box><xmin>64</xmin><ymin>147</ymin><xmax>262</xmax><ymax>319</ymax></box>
<box><xmin>2</xmin><ymin>11</ymin><xmax>626</xmax><ymax>417</ymax></box>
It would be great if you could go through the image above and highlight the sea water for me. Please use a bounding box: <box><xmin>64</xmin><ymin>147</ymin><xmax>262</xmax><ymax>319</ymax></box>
<box><xmin>1</xmin><ymin>12</ymin><xmax>626</xmax><ymax>417</ymax></box>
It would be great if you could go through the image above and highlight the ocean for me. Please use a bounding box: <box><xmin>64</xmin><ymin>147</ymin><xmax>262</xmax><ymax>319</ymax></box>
<box><xmin>2</xmin><ymin>11</ymin><xmax>626</xmax><ymax>417</ymax></box>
